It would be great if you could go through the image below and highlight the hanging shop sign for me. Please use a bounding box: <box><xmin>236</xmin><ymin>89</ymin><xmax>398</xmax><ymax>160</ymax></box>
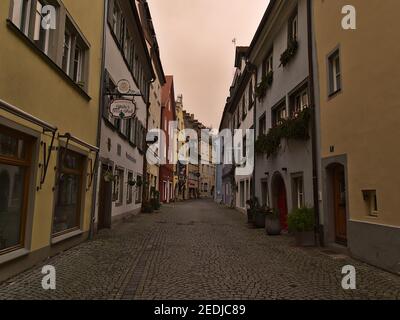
<box><xmin>109</xmin><ymin>99</ymin><xmax>137</xmax><ymax>119</ymax></box>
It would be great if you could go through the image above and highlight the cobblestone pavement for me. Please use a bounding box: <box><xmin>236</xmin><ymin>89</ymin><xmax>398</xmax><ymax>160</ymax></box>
<box><xmin>0</xmin><ymin>199</ymin><xmax>400</xmax><ymax>300</ymax></box>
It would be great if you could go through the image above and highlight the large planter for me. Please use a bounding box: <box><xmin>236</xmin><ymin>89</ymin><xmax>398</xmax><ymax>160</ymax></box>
<box><xmin>247</xmin><ymin>209</ymin><xmax>255</xmax><ymax>224</ymax></box>
<box><xmin>254</xmin><ymin>210</ymin><xmax>266</xmax><ymax>228</ymax></box>
<box><xmin>294</xmin><ymin>231</ymin><xmax>315</xmax><ymax>247</ymax></box>
<box><xmin>265</xmin><ymin>217</ymin><xmax>281</xmax><ymax>236</ymax></box>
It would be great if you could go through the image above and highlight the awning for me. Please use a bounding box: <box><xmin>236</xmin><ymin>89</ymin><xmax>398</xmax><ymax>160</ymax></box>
<box><xmin>0</xmin><ymin>98</ymin><xmax>57</xmax><ymax>133</ymax></box>
<box><xmin>0</xmin><ymin>98</ymin><xmax>57</xmax><ymax>190</ymax></box>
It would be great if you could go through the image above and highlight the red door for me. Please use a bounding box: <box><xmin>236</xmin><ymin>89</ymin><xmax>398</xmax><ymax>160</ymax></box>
<box><xmin>278</xmin><ymin>181</ymin><xmax>288</xmax><ymax>230</ymax></box>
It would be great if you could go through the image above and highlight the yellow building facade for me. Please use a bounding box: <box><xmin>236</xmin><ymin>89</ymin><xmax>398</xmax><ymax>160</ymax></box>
<box><xmin>0</xmin><ymin>0</ymin><xmax>104</xmax><ymax>281</ymax></box>
<box><xmin>313</xmin><ymin>0</ymin><xmax>400</xmax><ymax>273</ymax></box>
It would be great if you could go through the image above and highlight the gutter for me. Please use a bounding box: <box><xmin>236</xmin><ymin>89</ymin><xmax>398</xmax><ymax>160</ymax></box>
<box><xmin>307</xmin><ymin>0</ymin><xmax>323</xmax><ymax>246</ymax></box>
<box><xmin>89</xmin><ymin>0</ymin><xmax>108</xmax><ymax>240</ymax></box>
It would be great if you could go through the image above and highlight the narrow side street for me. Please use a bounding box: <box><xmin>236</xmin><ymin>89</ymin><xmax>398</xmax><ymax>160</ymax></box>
<box><xmin>0</xmin><ymin>200</ymin><xmax>399</xmax><ymax>300</ymax></box>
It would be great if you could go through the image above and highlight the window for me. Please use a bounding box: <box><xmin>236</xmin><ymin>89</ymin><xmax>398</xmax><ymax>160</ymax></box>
<box><xmin>261</xmin><ymin>180</ymin><xmax>269</xmax><ymax>207</ymax></box>
<box><xmin>272</xmin><ymin>103</ymin><xmax>287</xmax><ymax>127</ymax></box>
<box><xmin>63</xmin><ymin>18</ymin><xmax>88</xmax><ymax>86</ymax></box>
<box><xmin>113</xmin><ymin>168</ymin><xmax>124</xmax><ymax>205</ymax></box>
<box><xmin>328</xmin><ymin>50</ymin><xmax>341</xmax><ymax>95</ymax></box>
<box><xmin>289</xmin><ymin>11</ymin><xmax>298</xmax><ymax>41</ymax></box>
<box><xmin>34</xmin><ymin>1</ymin><xmax>50</xmax><ymax>54</ymax></box>
<box><xmin>72</xmin><ymin>43</ymin><xmax>83</xmax><ymax>83</ymax></box>
<box><xmin>291</xmin><ymin>88</ymin><xmax>309</xmax><ymax>117</ymax></box>
<box><xmin>127</xmin><ymin>172</ymin><xmax>133</xmax><ymax>204</ymax></box>
<box><xmin>11</xmin><ymin>0</ymin><xmax>31</xmax><ymax>35</ymax></box>
<box><xmin>249</xmin><ymin>79</ymin><xmax>254</xmax><ymax>109</ymax></box>
<box><xmin>0</xmin><ymin>126</ymin><xmax>33</xmax><ymax>254</ymax></box>
<box><xmin>53</xmin><ymin>149</ymin><xmax>85</xmax><ymax>236</ymax></box>
<box><xmin>262</xmin><ymin>53</ymin><xmax>273</xmax><ymax>77</ymax></box>
<box><xmin>62</xmin><ymin>31</ymin><xmax>72</xmax><ymax>74</ymax></box>
<box><xmin>292</xmin><ymin>174</ymin><xmax>304</xmax><ymax>209</ymax></box>
<box><xmin>112</xmin><ymin>2</ymin><xmax>119</xmax><ymax>35</ymax></box>
<box><xmin>258</xmin><ymin>113</ymin><xmax>266</xmax><ymax>137</ymax></box>
<box><xmin>11</xmin><ymin>0</ymin><xmax>54</xmax><ymax>55</ymax></box>
<box><xmin>242</xmin><ymin>96</ymin><xmax>247</xmax><ymax>120</ymax></box>
<box><xmin>363</xmin><ymin>190</ymin><xmax>379</xmax><ymax>217</ymax></box>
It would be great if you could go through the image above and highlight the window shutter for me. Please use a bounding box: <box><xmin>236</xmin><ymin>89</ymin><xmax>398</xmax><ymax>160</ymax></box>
<box><xmin>103</xmin><ymin>72</ymin><xmax>110</xmax><ymax>119</ymax></box>
<box><xmin>107</xmin><ymin>0</ymin><xmax>114</xmax><ymax>26</ymax></box>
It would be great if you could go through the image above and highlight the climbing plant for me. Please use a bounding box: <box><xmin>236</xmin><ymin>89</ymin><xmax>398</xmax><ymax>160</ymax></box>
<box><xmin>255</xmin><ymin>108</ymin><xmax>311</xmax><ymax>158</ymax></box>
<box><xmin>255</xmin><ymin>71</ymin><xmax>274</xmax><ymax>101</ymax></box>
<box><xmin>280</xmin><ymin>39</ymin><xmax>298</xmax><ymax>67</ymax></box>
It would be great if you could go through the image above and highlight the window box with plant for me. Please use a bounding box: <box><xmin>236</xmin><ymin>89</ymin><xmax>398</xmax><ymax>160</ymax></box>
<box><xmin>255</xmin><ymin>107</ymin><xmax>311</xmax><ymax>158</ymax></box>
<box><xmin>280</xmin><ymin>39</ymin><xmax>298</xmax><ymax>67</ymax></box>
<box><xmin>255</xmin><ymin>71</ymin><xmax>273</xmax><ymax>101</ymax></box>
<box><xmin>287</xmin><ymin>207</ymin><xmax>315</xmax><ymax>247</ymax></box>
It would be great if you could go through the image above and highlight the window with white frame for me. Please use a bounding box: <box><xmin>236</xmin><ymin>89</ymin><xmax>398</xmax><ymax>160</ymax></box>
<box><xmin>328</xmin><ymin>50</ymin><xmax>341</xmax><ymax>95</ymax></box>
<box><xmin>272</xmin><ymin>102</ymin><xmax>287</xmax><ymax>127</ymax></box>
<box><xmin>291</xmin><ymin>87</ymin><xmax>309</xmax><ymax>116</ymax></box>
<box><xmin>33</xmin><ymin>0</ymin><xmax>50</xmax><ymax>54</ymax></box>
<box><xmin>292</xmin><ymin>174</ymin><xmax>304</xmax><ymax>209</ymax></box>
<box><xmin>62</xmin><ymin>18</ymin><xmax>88</xmax><ymax>86</ymax></box>
<box><xmin>289</xmin><ymin>11</ymin><xmax>298</xmax><ymax>41</ymax></box>
<box><xmin>113</xmin><ymin>168</ymin><xmax>124</xmax><ymax>205</ymax></box>
<box><xmin>11</xmin><ymin>0</ymin><xmax>31</xmax><ymax>35</ymax></box>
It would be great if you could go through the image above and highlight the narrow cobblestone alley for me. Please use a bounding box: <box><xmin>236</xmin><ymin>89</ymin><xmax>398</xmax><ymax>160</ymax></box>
<box><xmin>0</xmin><ymin>200</ymin><xmax>399</xmax><ymax>300</ymax></box>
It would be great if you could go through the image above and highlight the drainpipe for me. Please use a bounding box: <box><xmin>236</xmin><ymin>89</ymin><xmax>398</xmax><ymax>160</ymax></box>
<box><xmin>307</xmin><ymin>0</ymin><xmax>323</xmax><ymax>246</ymax></box>
<box><xmin>89</xmin><ymin>0</ymin><xmax>108</xmax><ymax>240</ymax></box>
<box><xmin>142</xmin><ymin>77</ymin><xmax>155</xmax><ymax>208</ymax></box>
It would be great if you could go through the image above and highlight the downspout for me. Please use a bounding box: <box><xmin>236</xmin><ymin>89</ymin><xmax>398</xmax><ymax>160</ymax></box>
<box><xmin>142</xmin><ymin>77</ymin><xmax>155</xmax><ymax>208</ymax></box>
<box><xmin>90</xmin><ymin>0</ymin><xmax>107</xmax><ymax>240</ymax></box>
<box><xmin>307</xmin><ymin>0</ymin><xmax>323</xmax><ymax>246</ymax></box>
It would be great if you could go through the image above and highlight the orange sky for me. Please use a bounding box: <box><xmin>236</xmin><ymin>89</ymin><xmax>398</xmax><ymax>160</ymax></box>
<box><xmin>148</xmin><ymin>0</ymin><xmax>270</xmax><ymax>128</ymax></box>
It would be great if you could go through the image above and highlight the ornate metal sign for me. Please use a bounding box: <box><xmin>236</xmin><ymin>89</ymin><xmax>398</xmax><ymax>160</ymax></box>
<box><xmin>109</xmin><ymin>99</ymin><xmax>137</xmax><ymax>119</ymax></box>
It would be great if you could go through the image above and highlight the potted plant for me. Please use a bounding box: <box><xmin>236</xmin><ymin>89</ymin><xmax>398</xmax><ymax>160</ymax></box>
<box><xmin>287</xmin><ymin>207</ymin><xmax>316</xmax><ymax>247</ymax></box>
<box><xmin>103</xmin><ymin>171</ymin><xmax>115</xmax><ymax>182</ymax></box>
<box><xmin>127</xmin><ymin>179</ymin><xmax>136</xmax><ymax>187</ymax></box>
<box><xmin>265</xmin><ymin>208</ymin><xmax>281</xmax><ymax>236</ymax></box>
<box><xmin>254</xmin><ymin>206</ymin><xmax>269</xmax><ymax>229</ymax></box>
<box><xmin>142</xmin><ymin>201</ymin><xmax>154</xmax><ymax>214</ymax></box>
<box><xmin>246</xmin><ymin>198</ymin><xmax>259</xmax><ymax>224</ymax></box>
<box><xmin>151</xmin><ymin>191</ymin><xmax>161</xmax><ymax>211</ymax></box>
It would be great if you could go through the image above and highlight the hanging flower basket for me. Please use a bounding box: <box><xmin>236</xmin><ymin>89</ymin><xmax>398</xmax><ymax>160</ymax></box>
<box><xmin>104</xmin><ymin>171</ymin><xmax>115</xmax><ymax>182</ymax></box>
<box><xmin>127</xmin><ymin>180</ymin><xmax>136</xmax><ymax>187</ymax></box>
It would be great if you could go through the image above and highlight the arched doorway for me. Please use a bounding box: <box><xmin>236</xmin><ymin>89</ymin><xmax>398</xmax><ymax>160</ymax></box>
<box><xmin>327</xmin><ymin>163</ymin><xmax>348</xmax><ymax>245</ymax></box>
<box><xmin>271</xmin><ymin>173</ymin><xmax>288</xmax><ymax>231</ymax></box>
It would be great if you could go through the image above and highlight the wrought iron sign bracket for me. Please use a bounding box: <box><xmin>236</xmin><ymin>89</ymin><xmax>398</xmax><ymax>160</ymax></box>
<box><xmin>38</xmin><ymin>129</ymin><xmax>56</xmax><ymax>190</ymax></box>
<box><xmin>105</xmin><ymin>90</ymin><xmax>143</xmax><ymax>100</ymax></box>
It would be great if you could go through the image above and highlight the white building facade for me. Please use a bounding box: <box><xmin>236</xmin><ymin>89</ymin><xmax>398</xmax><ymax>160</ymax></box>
<box><xmin>95</xmin><ymin>0</ymin><xmax>154</xmax><ymax>230</ymax></box>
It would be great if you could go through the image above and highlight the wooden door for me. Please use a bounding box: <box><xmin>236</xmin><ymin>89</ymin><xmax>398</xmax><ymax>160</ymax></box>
<box><xmin>98</xmin><ymin>165</ymin><xmax>112</xmax><ymax>230</ymax></box>
<box><xmin>333</xmin><ymin>165</ymin><xmax>347</xmax><ymax>245</ymax></box>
